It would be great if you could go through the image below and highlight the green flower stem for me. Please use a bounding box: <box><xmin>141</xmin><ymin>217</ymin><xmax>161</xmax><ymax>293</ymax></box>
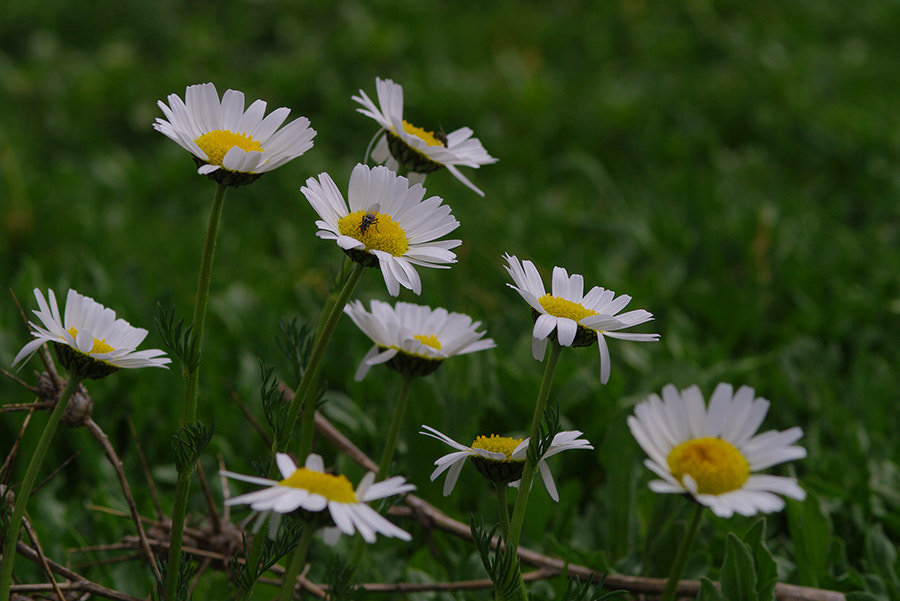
<box><xmin>376</xmin><ymin>374</ymin><xmax>414</xmax><ymax>481</ymax></box>
<box><xmin>494</xmin><ymin>482</ymin><xmax>511</xmax><ymax>542</ymax></box>
<box><xmin>282</xmin><ymin>261</ymin><xmax>366</xmax><ymax>462</ymax></box>
<box><xmin>660</xmin><ymin>503</ymin><xmax>705</xmax><ymax>601</ymax></box>
<box><xmin>345</xmin><ymin>373</ymin><xmax>415</xmax><ymax>574</ymax></box>
<box><xmin>277</xmin><ymin>525</ymin><xmax>316</xmax><ymax>601</ymax></box>
<box><xmin>236</xmin><ymin>514</ymin><xmax>269</xmax><ymax>601</ymax></box>
<box><xmin>183</xmin><ymin>181</ymin><xmax>228</xmax><ymax>424</ymax></box>
<box><xmin>163</xmin><ymin>468</ymin><xmax>193</xmax><ymax>599</ymax></box>
<box><xmin>506</xmin><ymin>341</ymin><xmax>562</xmax><ymax>554</ymax></box>
<box><xmin>0</xmin><ymin>375</ymin><xmax>83</xmax><ymax>601</ymax></box>
<box><xmin>166</xmin><ymin>181</ymin><xmax>227</xmax><ymax>601</ymax></box>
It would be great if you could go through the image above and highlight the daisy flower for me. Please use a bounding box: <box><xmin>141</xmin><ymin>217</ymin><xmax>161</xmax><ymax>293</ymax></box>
<box><xmin>344</xmin><ymin>299</ymin><xmax>495</xmax><ymax>380</ymax></box>
<box><xmin>503</xmin><ymin>253</ymin><xmax>659</xmax><ymax>384</ymax></box>
<box><xmin>12</xmin><ymin>288</ymin><xmax>170</xmax><ymax>379</ymax></box>
<box><xmin>420</xmin><ymin>425</ymin><xmax>592</xmax><ymax>502</ymax></box>
<box><xmin>627</xmin><ymin>383</ymin><xmax>807</xmax><ymax>518</ymax></box>
<box><xmin>303</xmin><ymin>163</ymin><xmax>461</xmax><ymax>296</ymax></box>
<box><xmin>221</xmin><ymin>453</ymin><xmax>414</xmax><ymax>543</ymax></box>
<box><xmin>353</xmin><ymin>77</ymin><xmax>497</xmax><ymax>196</ymax></box>
<box><xmin>154</xmin><ymin>82</ymin><xmax>316</xmax><ymax>186</ymax></box>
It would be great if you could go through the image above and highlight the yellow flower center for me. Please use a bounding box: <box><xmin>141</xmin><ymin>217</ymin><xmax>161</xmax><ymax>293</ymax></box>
<box><xmin>472</xmin><ymin>435</ymin><xmax>524</xmax><ymax>461</ymax></box>
<box><xmin>538</xmin><ymin>295</ymin><xmax>599</xmax><ymax>323</ymax></box>
<box><xmin>667</xmin><ymin>437</ymin><xmax>750</xmax><ymax>495</ymax></box>
<box><xmin>67</xmin><ymin>327</ymin><xmax>114</xmax><ymax>354</ymax></box>
<box><xmin>194</xmin><ymin>130</ymin><xmax>264</xmax><ymax>167</ymax></box>
<box><xmin>279</xmin><ymin>468</ymin><xmax>358</xmax><ymax>503</ymax></box>
<box><xmin>414</xmin><ymin>334</ymin><xmax>442</xmax><ymax>350</ymax></box>
<box><xmin>337</xmin><ymin>210</ymin><xmax>410</xmax><ymax>256</ymax></box>
<box><xmin>401</xmin><ymin>120</ymin><xmax>445</xmax><ymax>147</ymax></box>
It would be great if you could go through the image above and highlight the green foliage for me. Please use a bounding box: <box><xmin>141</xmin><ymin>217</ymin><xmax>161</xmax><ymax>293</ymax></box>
<box><xmin>527</xmin><ymin>401</ymin><xmax>561</xmax><ymax>467</ymax></box>
<box><xmin>325</xmin><ymin>556</ymin><xmax>364</xmax><ymax>601</ymax></box>
<box><xmin>155</xmin><ymin>304</ymin><xmax>199</xmax><ymax>370</ymax></box>
<box><xmin>787</xmin><ymin>493</ymin><xmax>832</xmax><ymax>588</ymax></box>
<box><xmin>1</xmin><ymin>0</ymin><xmax>898</xmax><ymax>596</ymax></box>
<box><xmin>153</xmin><ymin>557</ymin><xmax>195</xmax><ymax>601</ymax></box>
<box><xmin>471</xmin><ymin>516</ymin><xmax>524</xmax><ymax>600</ymax></box>
<box><xmin>559</xmin><ymin>575</ymin><xmax>626</xmax><ymax>601</ymax></box>
<box><xmin>231</xmin><ymin>516</ymin><xmax>304</xmax><ymax>594</ymax></box>
<box><xmin>171</xmin><ymin>421</ymin><xmax>216</xmax><ymax>474</ymax></box>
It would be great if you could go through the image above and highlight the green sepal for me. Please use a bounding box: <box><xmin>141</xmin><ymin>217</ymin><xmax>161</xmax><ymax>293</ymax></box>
<box><xmin>191</xmin><ymin>155</ymin><xmax>262</xmax><ymax>187</ymax></box>
<box><xmin>381</xmin><ymin>345</ymin><xmax>444</xmax><ymax>378</ymax></box>
<box><xmin>385</xmin><ymin>131</ymin><xmax>445</xmax><ymax>174</ymax></box>
<box><xmin>530</xmin><ymin>309</ymin><xmax>597</xmax><ymax>348</ymax></box>
<box><xmin>470</xmin><ymin>454</ymin><xmax>525</xmax><ymax>484</ymax></box>
<box><xmin>53</xmin><ymin>342</ymin><xmax>118</xmax><ymax>380</ymax></box>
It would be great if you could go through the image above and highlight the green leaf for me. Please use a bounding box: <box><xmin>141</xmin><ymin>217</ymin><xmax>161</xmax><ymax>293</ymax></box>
<box><xmin>697</xmin><ymin>577</ymin><xmax>726</xmax><ymax>601</ymax></box>
<box><xmin>864</xmin><ymin>523</ymin><xmax>900</xmax><ymax>596</ymax></box>
<box><xmin>720</xmin><ymin>532</ymin><xmax>758</xmax><ymax>601</ymax></box>
<box><xmin>742</xmin><ymin>519</ymin><xmax>778</xmax><ymax>601</ymax></box>
<box><xmin>786</xmin><ymin>493</ymin><xmax>831</xmax><ymax>588</ymax></box>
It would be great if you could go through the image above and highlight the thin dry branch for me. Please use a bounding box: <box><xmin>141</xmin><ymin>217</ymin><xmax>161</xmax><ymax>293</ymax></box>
<box><xmin>14</xmin><ymin>540</ymin><xmax>146</xmax><ymax>601</ymax></box>
<box><xmin>82</xmin><ymin>417</ymin><xmax>160</xmax><ymax>578</ymax></box>
<box><xmin>21</xmin><ymin>516</ymin><xmax>67</xmax><ymax>601</ymax></box>
<box><xmin>127</xmin><ymin>416</ymin><xmax>164</xmax><ymax>520</ymax></box>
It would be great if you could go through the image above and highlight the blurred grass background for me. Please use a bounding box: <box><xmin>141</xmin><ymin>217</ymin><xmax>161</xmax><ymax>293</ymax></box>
<box><xmin>2</xmin><ymin>0</ymin><xmax>899</xmax><ymax>597</ymax></box>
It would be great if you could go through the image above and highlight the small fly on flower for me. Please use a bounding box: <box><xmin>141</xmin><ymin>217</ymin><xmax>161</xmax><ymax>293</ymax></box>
<box><xmin>359</xmin><ymin>203</ymin><xmax>380</xmax><ymax>235</ymax></box>
<box><xmin>435</xmin><ymin>129</ymin><xmax>448</xmax><ymax>147</ymax></box>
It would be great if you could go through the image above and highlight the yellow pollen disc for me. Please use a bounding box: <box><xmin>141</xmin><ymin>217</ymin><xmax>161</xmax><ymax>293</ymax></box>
<box><xmin>472</xmin><ymin>435</ymin><xmax>524</xmax><ymax>461</ymax></box>
<box><xmin>337</xmin><ymin>210</ymin><xmax>410</xmax><ymax>256</ymax></box>
<box><xmin>67</xmin><ymin>327</ymin><xmax>114</xmax><ymax>354</ymax></box>
<box><xmin>279</xmin><ymin>468</ymin><xmax>358</xmax><ymax>503</ymax></box>
<box><xmin>414</xmin><ymin>334</ymin><xmax>442</xmax><ymax>350</ymax></box>
<box><xmin>401</xmin><ymin>120</ymin><xmax>445</xmax><ymax>146</ymax></box>
<box><xmin>667</xmin><ymin>437</ymin><xmax>750</xmax><ymax>495</ymax></box>
<box><xmin>538</xmin><ymin>295</ymin><xmax>599</xmax><ymax>323</ymax></box>
<box><xmin>194</xmin><ymin>130</ymin><xmax>264</xmax><ymax>167</ymax></box>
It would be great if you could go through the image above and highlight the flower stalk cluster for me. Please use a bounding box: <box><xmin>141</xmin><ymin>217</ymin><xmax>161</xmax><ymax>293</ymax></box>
<box><xmin>3</xmin><ymin>75</ymin><xmax>811</xmax><ymax>601</ymax></box>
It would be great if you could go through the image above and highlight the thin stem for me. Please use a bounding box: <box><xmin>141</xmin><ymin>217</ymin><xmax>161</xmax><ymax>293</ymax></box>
<box><xmin>166</xmin><ymin>181</ymin><xmax>227</xmax><ymax>601</ymax></box>
<box><xmin>0</xmin><ymin>375</ymin><xmax>83</xmax><ymax>601</ymax></box>
<box><xmin>346</xmin><ymin>373</ymin><xmax>414</xmax><ymax>574</ymax></box>
<box><xmin>494</xmin><ymin>482</ymin><xmax>511</xmax><ymax>542</ymax></box>
<box><xmin>660</xmin><ymin>503</ymin><xmax>705</xmax><ymax>601</ymax></box>
<box><xmin>506</xmin><ymin>341</ymin><xmax>563</xmax><ymax>553</ymax></box>
<box><xmin>376</xmin><ymin>374</ymin><xmax>414</xmax><ymax>481</ymax></box>
<box><xmin>163</xmin><ymin>470</ymin><xmax>192</xmax><ymax>599</ymax></box>
<box><xmin>277</xmin><ymin>525</ymin><xmax>316</xmax><ymax>601</ymax></box>
<box><xmin>183</xmin><ymin>181</ymin><xmax>228</xmax><ymax>424</ymax></box>
<box><xmin>282</xmin><ymin>261</ymin><xmax>366</xmax><ymax>462</ymax></box>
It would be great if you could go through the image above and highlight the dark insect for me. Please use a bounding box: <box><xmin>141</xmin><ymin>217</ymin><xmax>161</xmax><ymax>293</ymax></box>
<box><xmin>358</xmin><ymin>203</ymin><xmax>381</xmax><ymax>235</ymax></box>
<box><xmin>435</xmin><ymin>129</ymin><xmax>448</xmax><ymax>147</ymax></box>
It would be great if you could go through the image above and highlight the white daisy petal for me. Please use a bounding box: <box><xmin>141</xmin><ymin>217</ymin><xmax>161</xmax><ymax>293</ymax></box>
<box><xmin>221</xmin><ymin>453</ymin><xmax>412</xmax><ymax>543</ymax></box>
<box><xmin>344</xmin><ymin>300</ymin><xmax>493</xmax><ymax>379</ymax></box>
<box><xmin>12</xmin><ymin>288</ymin><xmax>170</xmax><ymax>374</ymax></box>
<box><xmin>303</xmin><ymin>164</ymin><xmax>459</xmax><ymax>297</ymax></box>
<box><xmin>155</xmin><ymin>82</ymin><xmax>315</xmax><ymax>180</ymax></box>
<box><xmin>421</xmin><ymin>425</ymin><xmax>589</xmax><ymax>501</ymax></box>
<box><xmin>629</xmin><ymin>383</ymin><xmax>806</xmax><ymax>518</ymax></box>
<box><xmin>503</xmin><ymin>254</ymin><xmax>657</xmax><ymax>384</ymax></box>
<box><xmin>353</xmin><ymin>77</ymin><xmax>496</xmax><ymax>195</ymax></box>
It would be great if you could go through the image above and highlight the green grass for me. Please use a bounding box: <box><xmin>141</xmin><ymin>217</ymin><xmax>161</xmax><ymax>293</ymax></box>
<box><xmin>2</xmin><ymin>0</ymin><xmax>900</xmax><ymax>598</ymax></box>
